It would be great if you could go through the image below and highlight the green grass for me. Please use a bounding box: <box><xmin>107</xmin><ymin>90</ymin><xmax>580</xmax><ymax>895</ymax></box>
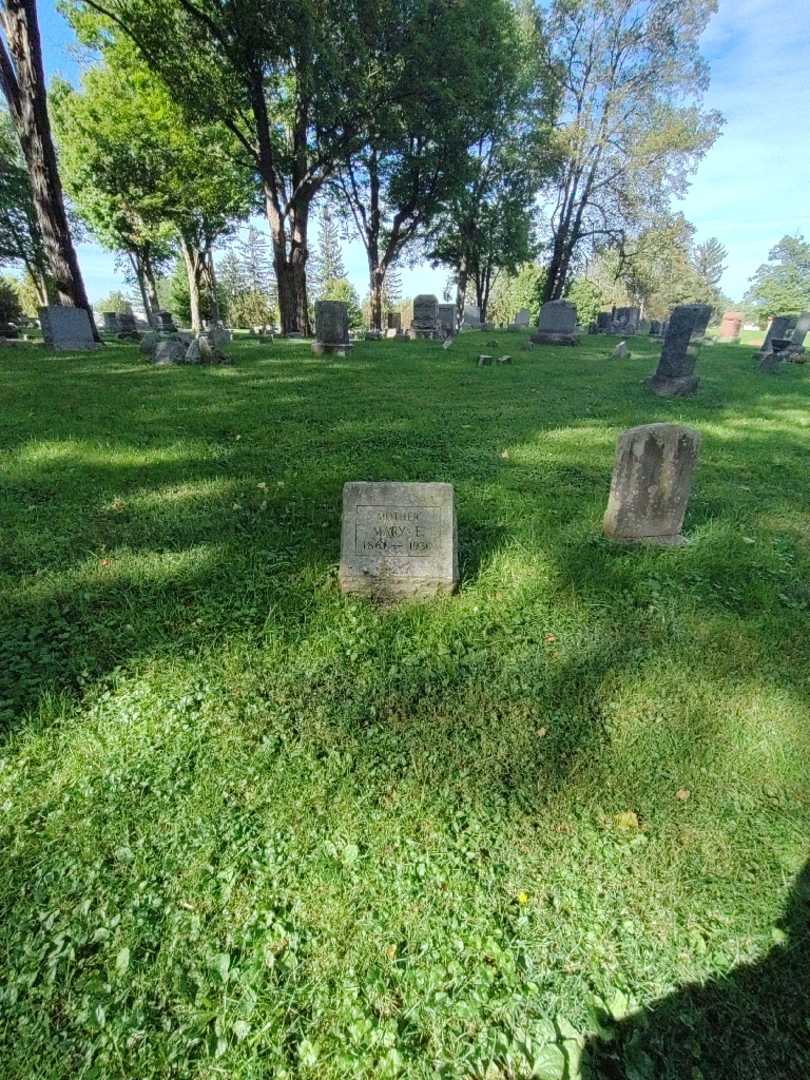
<box><xmin>1</xmin><ymin>331</ymin><xmax>809</xmax><ymax>1079</ymax></box>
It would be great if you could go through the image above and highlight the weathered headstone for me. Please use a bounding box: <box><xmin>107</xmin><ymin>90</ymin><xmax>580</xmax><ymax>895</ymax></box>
<box><xmin>437</xmin><ymin>303</ymin><xmax>456</xmax><ymax>337</ymax></box>
<box><xmin>478</xmin><ymin>354</ymin><xmax>494</xmax><ymax>366</ymax></box>
<box><xmin>758</xmin><ymin>316</ymin><xmax>795</xmax><ymax>360</ymax></box>
<box><xmin>387</xmin><ymin>311</ymin><xmax>401</xmax><ymax>331</ymax></box>
<box><xmin>689</xmin><ymin>304</ymin><xmax>713</xmax><ymax>342</ymax></box>
<box><xmin>530</xmin><ymin>299</ymin><xmax>578</xmax><ymax>345</ymax></box>
<box><xmin>611</xmin><ymin>306</ymin><xmax>640</xmax><ymax>335</ymax></box>
<box><xmin>339</xmin><ymin>481</ymin><xmax>458</xmax><ymax>600</ymax></box>
<box><xmin>462</xmin><ymin>304</ymin><xmax>481</xmax><ymax>329</ymax></box>
<box><xmin>513</xmin><ymin>308</ymin><xmax>530</xmax><ymax>327</ymax></box>
<box><xmin>718</xmin><ymin>310</ymin><xmax>743</xmax><ymax>343</ymax></box>
<box><xmin>313</xmin><ymin>300</ymin><xmax>352</xmax><ymax>355</ymax></box>
<box><xmin>154</xmin><ymin>310</ymin><xmax>178</xmax><ymax>333</ymax></box>
<box><xmin>39</xmin><ymin>305</ymin><xmax>97</xmax><ymax>351</ymax></box>
<box><xmin>496</xmin><ymin>354</ymin><xmax>512</xmax><ymax>365</ymax></box>
<box><xmin>612</xmin><ymin>340</ymin><xmax>629</xmax><ymax>360</ymax></box>
<box><xmin>646</xmin><ymin>304</ymin><xmax>704</xmax><ymax>396</ymax></box>
<box><xmin>603</xmin><ymin>423</ymin><xmax>701</xmax><ymax>546</ymax></box>
<box><xmin>117</xmin><ymin>311</ymin><xmax>140</xmax><ymax>340</ymax></box>
<box><xmin>410</xmin><ymin>294</ymin><xmax>439</xmax><ymax>338</ymax></box>
<box><xmin>596</xmin><ymin>312</ymin><xmax>611</xmax><ymax>332</ymax></box>
<box><xmin>789</xmin><ymin>312</ymin><xmax>810</xmax><ymax>348</ymax></box>
<box><xmin>102</xmin><ymin>311</ymin><xmax>121</xmax><ymax>334</ymax></box>
<box><xmin>649</xmin><ymin>319</ymin><xmax>662</xmax><ymax>336</ymax></box>
<box><xmin>153</xmin><ymin>339</ymin><xmax>186</xmax><ymax>366</ymax></box>
<box><xmin>385</xmin><ymin>328</ymin><xmax>400</xmax><ymax>339</ymax></box>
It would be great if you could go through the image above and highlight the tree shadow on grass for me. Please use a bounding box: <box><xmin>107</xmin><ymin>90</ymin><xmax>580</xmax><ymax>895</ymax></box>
<box><xmin>584</xmin><ymin>861</ymin><xmax>810</xmax><ymax>1079</ymax></box>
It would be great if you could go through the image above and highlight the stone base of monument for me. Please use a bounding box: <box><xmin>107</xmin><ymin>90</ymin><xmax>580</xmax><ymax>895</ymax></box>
<box><xmin>312</xmin><ymin>341</ymin><xmax>352</xmax><ymax>356</ymax></box>
<box><xmin>529</xmin><ymin>331</ymin><xmax>577</xmax><ymax>346</ymax></box>
<box><xmin>645</xmin><ymin>374</ymin><xmax>700</xmax><ymax>397</ymax></box>
<box><xmin>339</xmin><ymin>481</ymin><xmax>458</xmax><ymax>601</ymax></box>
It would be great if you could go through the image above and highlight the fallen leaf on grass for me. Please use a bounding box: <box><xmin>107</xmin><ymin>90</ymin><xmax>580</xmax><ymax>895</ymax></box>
<box><xmin>614</xmin><ymin>811</ymin><xmax>640</xmax><ymax>830</ymax></box>
<box><xmin>676</xmin><ymin>788</ymin><xmax>690</xmax><ymax>801</ymax></box>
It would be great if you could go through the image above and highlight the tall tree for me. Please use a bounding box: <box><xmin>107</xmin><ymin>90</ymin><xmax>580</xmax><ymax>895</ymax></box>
<box><xmin>308</xmin><ymin>205</ymin><xmax>346</xmax><ymax>302</ymax></box>
<box><xmin>425</xmin><ymin>3</ymin><xmax>556</xmax><ymax>326</ymax></box>
<box><xmin>744</xmin><ymin>234</ymin><xmax>810</xmax><ymax>317</ymax></box>
<box><xmin>336</xmin><ymin>0</ymin><xmax>524</xmax><ymax>330</ymax></box>
<box><xmin>540</xmin><ymin>0</ymin><xmax>722</xmax><ymax>302</ymax></box>
<box><xmin>693</xmin><ymin>236</ymin><xmax>727</xmax><ymax>289</ymax></box>
<box><xmin>51</xmin><ymin>46</ymin><xmax>252</xmax><ymax>329</ymax></box>
<box><xmin>0</xmin><ymin>0</ymin><xmax>97</xmax><ymax>334</ymax></box>
<box><xmin>66</xmin><ymin>0</ymin><xmax>398</xmax><ymax>334</ymax></box>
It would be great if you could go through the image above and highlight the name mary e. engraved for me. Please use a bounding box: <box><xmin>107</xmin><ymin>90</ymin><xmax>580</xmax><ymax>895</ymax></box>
<box><xmin>354</xmin><ymin>505</ymin><xmax>440</xmax><ymax>557</ymax></box>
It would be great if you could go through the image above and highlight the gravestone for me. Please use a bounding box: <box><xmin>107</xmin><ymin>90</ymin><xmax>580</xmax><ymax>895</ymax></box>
<box><xmin>611</xmin><ymin>307</ymin><xmax>640</xmax><ymax>334</ymax></box>
<box><xmin>646</xmin><ymin>304</ymin><xmax>704</xmax><ymax>396</ymax></box>
<box><xmin>612</xmin><ymin>340</ymin><xmax>628</xmax><ymax>359</ymax></box>
<box><xmin>789</xmin><ymin>312</ymin><xmax>810</xmax><ymax>347</ymax></box>
<box><xmin>154</xmin><ymin>310</ymin><xmax>178</xmax><ymax>332</ymax></box>
<box><xmin>649</xmin><ymin>319</ymin><xmax>661</xmax><ymax>336</ymax></box>
<box><xmin>410</xmin><ymin>294</ymin><xmax>439</xmax><ymax>338</ymax></box>
<box><xmin>102</xmin><ymin>311</ymin><xmax>121</xmax><ymax>334</ymax></box>
<box><xmin>637</xmin><ymin>318</ymin><xmax>651</xmax><ymax>336</ymax></box>
<box><xmin>759</xmin><ymin>315</ymin><xmax>795</xmax><ymax>356</ymax></box>
<box><xmin>117</xmin><ymin>311</ymin><xmax>140</xmax><ymax>339</ymax></box>
<box><xmin>387</xmin><ymin>311</ymin><xmax>401</xmax><ymax>331</ymax></box>
<box><xmin>603</xmin><ymin>423</ymin><xmax>701</xmax><ymax>546</ymax></box>
<box><xmin>478</xmin><ymin>354</ymin><xmax>494</xmax><ymax>366</ymax></box>
<box><xmin>531</xmin><ymin>299</ymin><xmax>578</xmax><ymax>345</ymax></box>
<box><xmin>39</xmin><ymin>305</ymin><xmax>97</xmax><ymax>351</ymax></box>
<box><xmin>596</xmin><ymin>312</ymin><xmax>611</xmax><ymax>332</ymax></box>
<box><xmin>462</xmin><ymin>305</ymin><xmax>481</xmax><ymax>329</ymax></box>
<box><xmin>385</xmin><ymin>328</ymin><xmax>400</xmax><ymax>339</ymax></box>
<box><xmin>513</xmin><ymin>308</ymin><xmax>530</xmax><ymax>327</ymax></box>
<box><xmin>718</xmin><ymin>310</ymin><xmax>743</xmax><ymax>343</ymax></box>
<box><xmin>339</xmin><ymin>481</ymin><xmax>458</xmax><ymax>600</ymax></box>
<box><xmin>313</xmin><ymin>300</ymin><xmax>352</xmax><ymax>355</ymax></box>
<box><xmin>153</xmin><ymin>339</ymin><xmax>186</xmax><ymax>365</ymax></box>
<box><xmin>437</xmin><ymin>303</ymin><xmax>456</xmax><ymax>337</ymax></box>
<box><xmin>689</xmin><ymin>304</ymin><xmax>713</xmax><ymax>342</ymax></box>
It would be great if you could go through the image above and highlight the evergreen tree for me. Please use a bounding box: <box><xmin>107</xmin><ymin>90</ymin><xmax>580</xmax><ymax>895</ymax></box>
<box><xmin>744</xmin><ymin>234</ymin><xmax>810</xmax><ymax>316</ymax></box>
<box><xmin>237</xmin><ymin>224</ymin><xmax>273</xmax><ymax>293</ymax></box>
<box><xmin>309</xmin><ymin>207</ymin><xmax>346</xmax><ymax>301</ymax></box>
<box><xmin>693</xmin><ymin>237</ymin><xmax>727</xmax><ymax>289</ymax></box>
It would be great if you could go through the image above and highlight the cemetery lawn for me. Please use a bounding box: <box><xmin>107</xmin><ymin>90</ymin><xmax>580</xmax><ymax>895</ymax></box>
<box><xmin>2</xmin><ymin>332</ymin><xmax>810</xmax><ymax>1080</ymax></box>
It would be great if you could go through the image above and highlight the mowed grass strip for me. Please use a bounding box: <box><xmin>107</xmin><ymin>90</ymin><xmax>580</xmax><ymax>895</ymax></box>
<box><xmin>1</xmin><ymin>332</ymin><xmax>809</xmax><ymax>1079</ymax></box>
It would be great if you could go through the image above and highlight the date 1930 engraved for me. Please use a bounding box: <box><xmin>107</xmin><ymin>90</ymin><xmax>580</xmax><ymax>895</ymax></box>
<box><xmin>354</xmin><ymin>505</ymin><xmax>439</xmax><ymax>557</ymax></box>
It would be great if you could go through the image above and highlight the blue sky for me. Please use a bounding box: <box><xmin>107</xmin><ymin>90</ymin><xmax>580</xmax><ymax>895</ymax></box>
<box><xmin>30</xmin><ymin>0</ymin><xmax>810</xmax><ymax>306</ymax></box>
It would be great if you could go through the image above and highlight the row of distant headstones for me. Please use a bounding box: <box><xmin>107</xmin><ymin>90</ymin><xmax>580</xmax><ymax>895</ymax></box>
<box><xmin>339</xmin><ymin>423</ymin><xmax>703</xmax><ymax>602</ymax></box>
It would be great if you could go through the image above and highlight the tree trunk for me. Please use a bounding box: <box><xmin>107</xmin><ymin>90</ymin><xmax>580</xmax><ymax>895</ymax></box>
<box><xmin>128</xmin><ymin>251</ymin><xmax>152</xmax><ymax>323</ymax></box>
<box><xmin>206</xmin><ymin>250</ymin><xmax>221</xmax><ymax>324</ymax></box>
<box><xmin>369</xmin><ymin>265</ymin><xmax>384</xmax><ymax>332</ymax></box>
<box><xmin>265</xmin><ymin>189</ymin><xmax>312</xmax><ymax>336</ymax></box>
<box><xmin>0</xmin><ymin>0</ymin><xmax>99</xmax><ymax>339</ymax></box>
<box><xmin>142</xmin><ymin>251</ymin><xmax>161</xmax><ymax>317</ymax></box>
<box><xmin>455</xmin><ymin>262</ymin><xmax>468</xmax><ymax>331</ymax></box>
<box><xmin>179</xmin><ymin>237</ymin><xmax>204</xmax><ymax>331</ymax></box>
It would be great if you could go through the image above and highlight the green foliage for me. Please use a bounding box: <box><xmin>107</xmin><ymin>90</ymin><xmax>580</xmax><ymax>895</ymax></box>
<box><xmin>0</xmin><ymin>111</ymin><xmax>48</xmax><ymax>292</ymax></box>
<box><xmin>166</xmin><ymin>259</ymin><xmax>222</xmax><ymax>325</ymax></box>
<box><xmin>489</xmin><ymin>262</ymin><xmax>546</xmax><ymax>324</ymax></box>
<box><xmin>0</xmin><ymin>275</ymin><xmax>23</xmax><ymax>322</ymax></box>
<box><xmin>322</xmin><ymin>276</ymin><xmax>363</xmax><ymax>329</ymax></box>
<box><xmin>309</xmin><ymin>206</ymin><xmax>346</xmax><ymax>302</ymax></box>
<box><xmin>565</xmin><ymin>277</ymin><xmax>605</xmax><ymax>327</ymax></box>
<box><xmin>543</xmin><ymin>0</ymin><xmax>723</xmax><ymax>298</ymax></box>
<box><xmin>744</xmin><ymin>234</ymin><xmax>810</xmax><ymax>316</ymax></box>
<box><xmin>96</xmin><ymin>290</ymin><xmax>131</xmax><ymax>314</ymax></box>
<box><xmin>2</xmin><ymin>331</ymin><xmax>810</xmax><ymax>1077</ymax></box>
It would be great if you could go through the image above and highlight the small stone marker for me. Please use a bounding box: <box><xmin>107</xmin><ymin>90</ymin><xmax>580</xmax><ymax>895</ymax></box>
<box><xmin>531</xmin><ymin>300</ymin><xmax>578</xmax><ymax>345</ymax></box>
<box><xmin>496</xmin><ymin>354</ymin><xmax>512</xmax><ymax>365</ymax></box>
<box><xmin>462</xmin><ymin>304</ymin><xmax>481</xmax><ymax>329</ymax></box>
<box><xmin>646</xmin><ymin>304</ymin><xmax>704</xmax><ymax>396</ymax></box>
<box><xmin>603</xmin><ymin>423</ymin><xmax>701</xmax><ymax>546</ymax></box>
<box><xmin>385</xmin><ymin>328</ymin><xmax>400</xmax><ymax>339</ymax></box>
<box><xmin>39</xmin><ymin>305</ymin><xmax>97</xmax><ymax>351</ymax></box>
<box><xmin>611</xmin><ymin>306</ymin><xmax>640</xmax><ymax>334</ymax></box>
<box><xmin>514</xmin><ymin>308</ymin><xmax>530</xmax><ymax>327</ymax></box>
<box><xmin>102</xmin><ymin>311</ymin><xmax>121</xmax><ymax>334</ymax></box>
<box><xmin>612</xmin><ymin>340</ymin><xmax>628</xmax><ymax>359</ymax></box>
<box><xmin>718</xmin><ymin>310</ymin><xmax>743</xmax><ymax>343</ymax></box>
<box><xmin>313</xmin><ymin>300</ymin><xmax>351</xmax><ymax>355</ymax></box>
<box><xmin>339</xmin><ymin>481</ymin><xmax>458</xmax><ymax>600</ymax></box>
<box><xmin>442</xmin><ymin>336</ymin><xmax>454</xmax><ymax>350</ymax></box>
<box><xmin>478</xmin><ymin>354</ymin><xmax>493</xmax><ymax>366</ymax></box>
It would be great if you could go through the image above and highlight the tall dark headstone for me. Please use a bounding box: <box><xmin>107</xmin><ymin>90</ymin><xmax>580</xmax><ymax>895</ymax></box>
<box><xmin>312</xmin><ymin>300</ymin><xmax>351</xmax><ymax>355</ymax></box>
<box><xmin>760</xmin><ymin>315</ymin><xmax>795</xmax><ymax>354</ymax></box>
<box><xmin>39</xmin><ymin>306</ymin><xmax>97</xmax><ymax>351</ymax></box>
<box><xmin>689</xmin><ymin>304</ymin><xmax>713</xmax><ymax>342</ymax></box>
<box><xmin>437</xmin><ymin>303</ymin><xmax>456</xmax><ymax>337</ymax></box>
<box><xmin>646</xmin><ymin>304</ymin><xmax>704</xmax><ymax>397</ymax></box>
<box><xmin>531</xmin><ymin>300</ymin><xmax>578</xmax><ymax>345</ymax></box>
<box><xmin>410</xmin><ymin>295</ymin><xmax>439</xmax><ymax>338</ymax></box>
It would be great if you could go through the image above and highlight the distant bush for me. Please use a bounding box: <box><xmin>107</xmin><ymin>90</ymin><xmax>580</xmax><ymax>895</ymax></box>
<box><xmin>0</xmin><ymin>276</ymin><xmax>23</xmax><ymax>324</ymax></box>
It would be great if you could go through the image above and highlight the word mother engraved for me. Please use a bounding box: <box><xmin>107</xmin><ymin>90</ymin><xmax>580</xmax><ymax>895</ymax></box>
<box><xmin>339</xmin><ymin>482</ymin><xmax>458</xmax><ymax>600</ymax></box>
